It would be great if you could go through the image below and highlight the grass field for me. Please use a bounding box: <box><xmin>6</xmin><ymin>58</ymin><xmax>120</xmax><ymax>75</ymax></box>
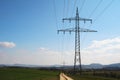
<box><xmin>0</xmin><ymin>67</ymin><xmax>120</xmax><ymax>80</ymax></box>
<box><xmin>71</xmin><ymin>74</ymin><xmax>119</xmax><ymax>80</ymax></box>
<box><xmin>0</xmin><ymin>67</ymin><xmax>59</xmax><ymax>80</ymax></box>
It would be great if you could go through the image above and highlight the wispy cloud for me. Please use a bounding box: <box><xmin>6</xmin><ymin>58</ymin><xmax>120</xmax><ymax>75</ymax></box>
<box><xmin>0</xmin><ymin>47</ymin><xmax>62</xmax><ymax>65</ymax></box>
<box><xmin>0</xmin><ymin>42</ymin><xmax>16</xmax><ymax>48</ymax></box>
<box><xmin>88</xmin><ymin>37</ymin><xmax>120</xmax><ymax>48</ymax></box>
<box><xmin>0</xmin><ymin>37</ymin><xmax>120</xmax><ymax>65</ymax></box>
<box><xmin>82</xmin><ymin>37</ymin><xmax>120</xmax><ymax>64</ymax></box>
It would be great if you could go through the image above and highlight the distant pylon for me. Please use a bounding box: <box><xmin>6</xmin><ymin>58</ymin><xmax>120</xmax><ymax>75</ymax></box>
<box><xmin>58</xmin><ymin>7</ymin><xmax>97</xmax><ymax>74</ymax></box>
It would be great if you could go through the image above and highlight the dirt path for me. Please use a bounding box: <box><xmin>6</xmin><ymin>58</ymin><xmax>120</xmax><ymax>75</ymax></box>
<box><xmin>60</xmin><ymin>73</ymin><xmax>74</xmax><ymax>80</ymax></box>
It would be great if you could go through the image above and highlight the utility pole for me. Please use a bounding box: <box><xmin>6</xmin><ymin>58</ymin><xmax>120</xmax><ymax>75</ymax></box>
<box><xmin>58</xmin><ymin>7</ymin><xmax>97</xmax><ymax>74</ymax></box>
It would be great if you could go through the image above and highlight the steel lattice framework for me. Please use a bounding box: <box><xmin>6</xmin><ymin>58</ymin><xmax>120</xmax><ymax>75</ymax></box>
<box><xmin>58</xmin><ymin>7</ymin><xmax>97</xmax><ymax>74</ymax></box>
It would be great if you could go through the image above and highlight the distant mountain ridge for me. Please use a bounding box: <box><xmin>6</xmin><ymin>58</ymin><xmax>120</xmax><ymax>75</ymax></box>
<box><xmin>0</xmin><ymin>63</ymin><xmax>120</xmax><ymax>69</ymax></box>
<box><xmin>83</xmin><ymin>63</ymin><xmax>120</xmax><ymax>69</ymax></box>
<box><xmin>82</xmin><ymin>63</ymin><xmax>103</xmax><ymax>69</ymax></box>
<box><xmin>106</xmin><ymin>63</ymin><xmax>120</xmax><ymax>67</ymax></box>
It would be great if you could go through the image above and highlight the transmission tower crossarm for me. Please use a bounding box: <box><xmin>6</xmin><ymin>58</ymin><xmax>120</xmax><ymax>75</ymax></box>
<box><xmin>80</xmin><ymin>28</ymin><xmax>97</xmax><ymax>32</ymax></box>
<box><xmin>79</xmin><ymin>17</ymin><xmax>92</xmax><ymax>23</ymax></box>
<box><xmin>62</xmin><ymin>17</ymin><xmax>92</xmax><ymax>23</ymax></box>
<box><xmin>57</xmin><ymin>28</ymin><xmax>75</xmax><ymax>34</ymax></box>
<box><xmin>62</xmin><ymin>17</ymin><xmax>76</xmax><ymax>23</ymax></box>
<box><xmin>58</xmin><ymin>28</ymin><xmax>97</xmax><ymax>34</ymax></box>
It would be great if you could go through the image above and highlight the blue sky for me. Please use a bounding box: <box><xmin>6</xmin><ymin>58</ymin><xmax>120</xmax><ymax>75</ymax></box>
<box><xmin>0</xmin><ymin>0</ymin><xmax>120</xmax><ymax>65</ymax></box>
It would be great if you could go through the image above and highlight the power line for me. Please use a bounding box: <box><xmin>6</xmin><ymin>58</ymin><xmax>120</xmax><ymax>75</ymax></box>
<box><xmin>89</xmin><ymin>0</ymin><xmax>103</xmax><ymax>18</ymax></box>
<box><xmin>94</xmin><ymin>0</ymin><xmax>114</xmax><ymax>22</ymax></box>
<box><xmin>81</xmin><ymin>0</ymin><xmax>103</xmax><ymax>47</ymax></box>
<box><xmin>63</xmin><ymin>0</ymin><xmax>66</xmax><ymax>18</ymax></box>
<box><xmin>79</xmin><ymin>0</ymin><xmax>86</xmax><ymax>14</ymax></box>
<box><xmin>71</xmin><ymin>0</ymin><xmax>77</xmax><ymax>17</ymax></box>
<box><xmin>53</xmin><ymin>0</ymin><xmax>58</xmax><ymax>30</ymax></box>
<box><xmin>53</xmin><ymin>0</ymin><xmax>62</xmax><ymax>67</ymax></box>
<box><xmin>81</xmin><ymin>0</ymin><xmax>114</xmax><ymax>49</ymax></box>
<box><xmin>66</xmin><ymin>0</ymin><xmax>70</xmax><ymax>17</ymax></box>
<box><xmin>62</xmin><ymin>0</ymin><xmax>69</xmax><ymax>67</ymax></box>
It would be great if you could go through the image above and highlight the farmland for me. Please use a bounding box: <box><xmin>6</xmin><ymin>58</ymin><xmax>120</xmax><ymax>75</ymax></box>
<box><xmin>70</xmin><ymin>70</ymin><xmax>120</xmax><ymax>80</ymax></box>
<box><xmin>0</xmin><ymin>67</ymin><xmax>59</xmax><ymax>80</ymax></box>
<box><xmin>0</xmin><ymin>67</ymin><xmax>120</xmax><ymax>80</ymax></box>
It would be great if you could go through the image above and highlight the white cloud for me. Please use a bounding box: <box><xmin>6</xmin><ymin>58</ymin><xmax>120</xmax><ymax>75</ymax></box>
<box><xmin>0</xmin><ymin>47</ymin><xmax>64</xmax><ymax>65</ymax></box>
<box><xmin>38</xmin><ymin>47</ymin><xmax>48</xmax><ymax>51</ymax></box>
<box><xmin>88</xmin><ymin>37</ymin><xmax>120</xmax><ymax>48</ymax></box>
<box><xmin>0</xmin><ymin>42</ymin><xmax>16</xmax><ymax>48</ymax></box>
<box><xmin>0</xmin><ymin>37</ymin><xmax>120</xmax><ymax>65</ymax></box>
<box><xmin>82</xmin><ymin>37</ymin><xmax>120</xmax><ymax>64</ymax></box>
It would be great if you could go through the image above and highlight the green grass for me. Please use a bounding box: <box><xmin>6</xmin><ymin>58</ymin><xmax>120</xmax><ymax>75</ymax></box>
<box><xmin>0</xmin><ymin>67</ymin><xmax>120</xmax><ymax>80</ymax></box>
<box><xmin>70</xmin><ymin>74</ymin><xmax>119</xmax><ymax>80</ymax></box>
<box><xmin>68</xmin><ymin>70</ymin><xmax>120</xmax><ymax>80</ymax></box>
<box><xmin>0</xmin><ymin>67</ymin><xmax>59</xmax><ymax>80</ymax></box>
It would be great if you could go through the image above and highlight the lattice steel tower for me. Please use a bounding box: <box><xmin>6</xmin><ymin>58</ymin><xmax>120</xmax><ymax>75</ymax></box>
<box><xmin>58</xmin><ymin>7</ymin><xmax>97</xmax><ymax>74</ymax></box>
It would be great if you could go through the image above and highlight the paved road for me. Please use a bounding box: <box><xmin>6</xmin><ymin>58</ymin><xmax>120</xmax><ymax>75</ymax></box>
<box><xmin>60</xmin><ymin>73</ymin><xmax>74</xmax><ymax>80</ymax></box>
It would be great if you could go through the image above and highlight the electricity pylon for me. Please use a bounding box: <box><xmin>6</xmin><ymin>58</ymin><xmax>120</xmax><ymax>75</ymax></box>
<box><xmin>58</xmin><ymin>7</ymin><xmax>97</xmax><ymax>74</ymax></box>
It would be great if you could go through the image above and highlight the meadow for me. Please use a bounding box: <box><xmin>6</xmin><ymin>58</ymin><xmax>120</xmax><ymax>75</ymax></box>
<box><xmin>0</xmin><ymin>67</ymin><xmax>59</xmax><ymax>80</ymax></box>
<box><xmin>70</xmin><ymin>69</ymin><xmax>120</xmax><ymax>80</ymax></box>
<box><xmin>0</xmin><ymin>67</ymin><xmax>120</xmax><ymax>80</ymax></box>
